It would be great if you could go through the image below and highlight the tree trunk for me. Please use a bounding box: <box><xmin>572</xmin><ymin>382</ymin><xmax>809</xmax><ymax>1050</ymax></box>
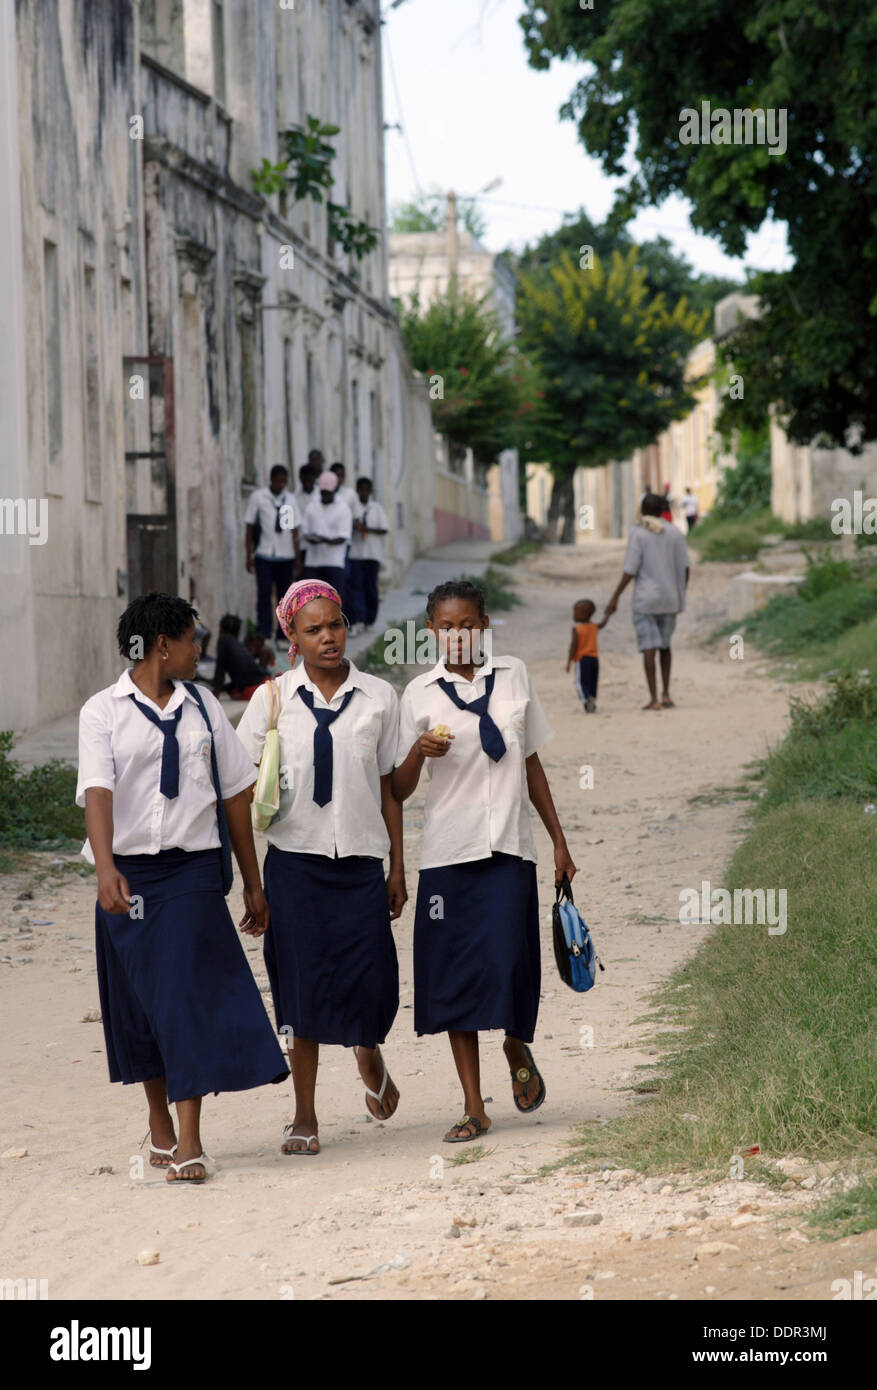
<box><xmin>549</xmin><ymin>471</ymin><xmax>576</xmax><ymax>543</ymax></box>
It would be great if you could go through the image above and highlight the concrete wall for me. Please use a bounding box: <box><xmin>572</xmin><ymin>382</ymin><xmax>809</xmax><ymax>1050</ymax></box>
<box><xmin>771</xmin><ymin>416</ymin><xmax>877</xmax><ymax>525</ymax></box>
<box><xmin>389</xmin><ymin>229</ymin><xmax>516</xmax><ymax>339</ymax></box>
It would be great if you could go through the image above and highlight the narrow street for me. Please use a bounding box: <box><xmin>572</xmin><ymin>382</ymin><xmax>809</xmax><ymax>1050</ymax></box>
<box><xmin>2</xmin><ymin>542</ymin><xmax>874</xmax><ymax>1300</ymax></box>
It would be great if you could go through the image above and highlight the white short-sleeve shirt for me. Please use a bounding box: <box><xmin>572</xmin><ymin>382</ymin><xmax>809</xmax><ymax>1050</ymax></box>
<box><xmin>301</xmin><ymin>497</ymin><xmax>353</xmax><ymax>570</ymax></box>
<box><xmin>395</xmin><ymin>653</ymin><xmax>553</xmax><ymax>869</ymax></box>
<box><xmin>244</xmin><ymin>487</ymin><xmax>299</xmax><ymax>560</ymax></box>
<box><xmin>235</xmin><ymin>658</ymin><xmax>398</xmax><ymax>860</ymax></box>
<box><xmin>349</xmin><ymin>499</ymin><xmax>388</xmax><ymax>562</ymax></box>
<box><xmin>75</xmin><ymin>670</ymin><xmax>257</xmax><ymax>862</ymax></box>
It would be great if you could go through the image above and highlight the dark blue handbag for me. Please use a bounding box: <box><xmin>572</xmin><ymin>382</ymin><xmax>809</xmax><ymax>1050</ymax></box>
<box><xmin>552</xmin><ymin>875</ymin><xmax>604</xmax><ymax>992</ymax></box>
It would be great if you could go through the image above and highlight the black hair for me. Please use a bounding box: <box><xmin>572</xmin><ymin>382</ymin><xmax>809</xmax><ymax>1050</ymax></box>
<box><xmin>270</xmin><ymin>464</ymin><xmax>288</xmax><ymax>481</ymax></box>
<box><xmin>219</xmin><ymin>613</ymin><xmax>241</xmax><ymax>636</ymax></box>
<box><xmin>330</xmin><ymin>461</ymin><xmax>345</xmax><ymax>474</ymax></box>
<box><xmin>641</xmin><ymin>492</ymin><xmax>664</xmax><ymax>517</ymax></box>
<box><xmin>574</xmin><ymin>598</ymin><xmax>595</xmax><ymax>612</ymax></box>
<box><xmin>426</xmin><ymin>578</ymin><xmax>486</xmax><ymax>621</ymax></box>
<box><xmin>117</xmin><ymin>592</ymin><xmax>199</xmax><ymax>659</ymax></box>
<box><xmin>356</xmin><ymin>475</ymin><xmax>374</xmax><ymax>489</ymax></box>
<box><xmin>299</xmin><ymin>464</ymin><xmax>316</xmax><ymax>482</ymax></box>
<box><xmin>307</xmin><ymin>449</ymin><xmax>324</xmax><ymax>463</ymax></box>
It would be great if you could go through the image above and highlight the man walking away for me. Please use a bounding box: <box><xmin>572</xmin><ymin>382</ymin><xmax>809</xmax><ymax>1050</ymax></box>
<box><xmin>682</xmin><ymin>487</ymin><xmax>699</xmax><ymax>532</ymax></box>
<box><xmin>348</xmin><ymin>477</ymin><xmax>389</xmax><ymax>634</ymax></box>
<box><xmin>603</xmin><ymin>493</ymin><xmax>689</xmax><ymax>710</ymax></box>
<box><xmin>245</xmin><ymin>464</ymin><xmax>302</xmax><ymax>640</ymax></box>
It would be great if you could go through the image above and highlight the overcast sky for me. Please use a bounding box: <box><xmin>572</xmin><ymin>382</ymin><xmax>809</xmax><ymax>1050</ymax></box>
<box><xmin>381</xmin><ymin>0</ymin><xmax>792</xmax><ymax>280</ymax></box>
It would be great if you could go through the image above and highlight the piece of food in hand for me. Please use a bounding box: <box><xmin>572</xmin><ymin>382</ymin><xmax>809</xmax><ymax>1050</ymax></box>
<box><xmin>432</xmin><ymin>723</ymin><xmax>451</xmax><ymax>740</ymax></box>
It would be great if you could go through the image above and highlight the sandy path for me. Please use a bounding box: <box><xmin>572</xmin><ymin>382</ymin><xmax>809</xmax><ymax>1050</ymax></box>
<box><xmin>2</xmin><ymin>540</ymin><xmax>872</xmax><ymax>1301</ymax></box>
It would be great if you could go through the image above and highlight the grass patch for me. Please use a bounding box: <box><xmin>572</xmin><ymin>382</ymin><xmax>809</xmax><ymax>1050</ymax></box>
<box><xmin>567</xmin><ymin>794</ymin><xmax>877</xmax><ymax>1176</ymax></box>
<box><xmin>806</xmin><ymin>1178</ymin><xmax>877</xmax><ymax>1241</ymax></box>
<box><xmin>0</xmin><ymin>732</ymin><xmax>85</xmax><ymax>851</ymax></box>
<box><xmin>756</xmin><ymin>675</ymin><xmax>877</xmax><ymax>811</ymax></box>
<box><xmin>491</xmin><ymin>538</ymin><xmax>544</xmax><ymax>567</ymax></box>
<box><xmin>447</xmin><ymin>1144</ymin><xmax>497</xmax><ymax>1167</ymax></box>
<box><xmin>689</xmin><ymin>507</ymin><xmax>778</xmax><ymax>561</ymax></box>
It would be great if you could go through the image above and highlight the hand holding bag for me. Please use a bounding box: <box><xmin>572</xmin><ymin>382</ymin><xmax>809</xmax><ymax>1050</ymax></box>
<box><xmin>251</xmin><ymin>679</ymin><xmax>281</xmax><ymax>832</ymax></box>
<box><xmin>552</xmin><ymin>874</ymin><xmax>604</xmax><ymax>992</ymax></box>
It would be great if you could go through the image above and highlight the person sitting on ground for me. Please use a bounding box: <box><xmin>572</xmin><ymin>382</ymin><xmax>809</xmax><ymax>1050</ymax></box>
<box><xmin>213</xmin><ymin>614</ymin><xmax>272</xmax><ymax>700</ymax></box>
<box><xmin>602</xmin><ymin>493</ymin><xmax>689</xmax><ymax>711</ymax></box>
<box><xmin>243</xmin><ymin>628</ymin><xmax>277</xmax><ymax>671</ymax></box>
<box><xmin>566</xmin><ymin>599</ymin><xmax>610</xmax><ymax>713</ymax></box>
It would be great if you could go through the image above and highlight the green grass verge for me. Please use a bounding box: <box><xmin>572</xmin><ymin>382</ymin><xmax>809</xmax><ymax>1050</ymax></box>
<box><xmin>0</xmin><ymin>732</ymin><xmax>85</xmax><ymax>854</ymax></box>
<box><xmin>806</xmin><ymin>1178</ymin><xmax>877</xmax><ymax>1241</ymax></box>
<box><xmin>491</xmin><ymin>538</ymin><xmax>544</xmax><ymax>566</ymax></box>
<box><xmin>567</xmin><ymin>799</ymin><xmax>877</xmax><ymax>1176</ymax></box>
<box><xmin>689</xmin><ymin>508</ymin><xmax>778</xmax><ymax>561</ymax></box>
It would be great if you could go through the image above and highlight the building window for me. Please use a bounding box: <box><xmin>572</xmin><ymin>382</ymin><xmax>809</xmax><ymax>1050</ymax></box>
<box><xmin>82</xmin><ymin>263</ymin><xmax>101</xmax><ymax>500</ymax></box>
<box><xmin>351</xmin><ymin>379</ymin><xmax>361</xmax><ymax>475</ymax></box>
<box><xmin>43</xmin><ymin>240</ymin><xmax>62</xmax><ymax>473</ymax></box>
<box><xmin>212</xmin><ymin>0</ymin><xmax>227</xmax><ymax>105</ymax></box>
<box><xmin>239</xmin><ymin>317</ymin><xmax>257</xmax><ymax>484</ymax></box>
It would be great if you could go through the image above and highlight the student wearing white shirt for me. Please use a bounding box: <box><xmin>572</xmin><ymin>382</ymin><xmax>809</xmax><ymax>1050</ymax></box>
<box><xmin>76</xmin><ymin>593</ymin><xmax>288</xmax><ymax>1185</ymax></box>
<box><xmin>301</xmin><ymin>471</ymin><xmax>353</xmax><ymax>612</ymax></box>
<box><xmin>245</xmin><ymin>465</ymin><xmax>303</xmax><ymax>640</ymax></box>
<box><xmin>293</xmin><ymin>464</ymin><xmax>319</xmax><ymax>570</ymax></box>
<box><xmin>348</xmin><ymin>476</ymin><xmax>388</xmax><ymax>633</ymax></box>
<box><xmin>329</xmin><ymin>461</ymin><xmax>358</xmax><ymax>607</ymax></box>
<box><xmin>235</xmin><ymin>578</ymin><xmax>407</xmax><ymax>1156</ymax></box>
<box><xmin>392</xmin><ymin>579</ymin><xmax>577</xmax><ymax>1145</ymax></box>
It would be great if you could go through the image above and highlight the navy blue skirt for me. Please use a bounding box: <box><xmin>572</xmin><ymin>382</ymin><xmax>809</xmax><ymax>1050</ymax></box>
<box><xmin>413</xmin><ymin>852</ymin><xmax>541</xmax><ymax>1040</ymax></box>
<box><xmin>95</xmin><ymin>848</ymin><xmax>288</xmax><ymax>1104</ymax></box>
<box><xmin>263</xmin><ymin>846</ymin><xmax>399</xmax><ymax>1049</ymax></box>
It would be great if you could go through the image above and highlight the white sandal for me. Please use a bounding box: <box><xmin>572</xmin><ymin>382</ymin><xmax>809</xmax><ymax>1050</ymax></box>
<box><xmin>165</xmin><ymin>1152</ymin><xmax>212</xmax><ymax>1184</ymax></box>
<box><xmin>281</xmin><ymin>1124</ymin><xmax>319</xmax><ymax>1156</ymax></box>
<box><xmin>140</xmin><ymin>1128</ymin><xmax>178</xmax><ymax>1167</ymax></box>
<box><xmin>353</xmin><ymin>1045</ymin><xmax>394</xmax><ymax>1119</ymax></box>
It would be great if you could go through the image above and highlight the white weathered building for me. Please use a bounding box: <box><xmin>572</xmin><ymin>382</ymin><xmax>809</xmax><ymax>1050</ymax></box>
<box><xmin>0</xmin><ymin>0</ymin><xmax>463</xmax><ymax>735</ymax></box>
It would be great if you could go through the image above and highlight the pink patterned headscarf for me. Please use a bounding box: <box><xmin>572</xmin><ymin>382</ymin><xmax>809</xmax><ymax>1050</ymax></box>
<box><xmin>275</xmin><ymin>578</ymin><xmax>343</xmax><ymax>658</ymax></box>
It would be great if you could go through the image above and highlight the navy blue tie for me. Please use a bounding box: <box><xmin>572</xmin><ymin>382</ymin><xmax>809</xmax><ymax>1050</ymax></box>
<box><xmin>436</xmin><ymin>668</ymin><xmax>507</xmax><ymax>762</ymax></box>
<box><xmin>128</xmin><ymin>695</ymin><xmax>183</xmax><ymax>798</ymax></box>
<box><xmin>297</xmin><ymin>686</ymin><xmax>356</xmax><ymax>806</ymax></box>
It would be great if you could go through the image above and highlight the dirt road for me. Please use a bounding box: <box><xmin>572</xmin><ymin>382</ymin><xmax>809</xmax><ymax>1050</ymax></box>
<box><xmin>3</xmin><ymin>540</ymin><xmax>874</xmax><ymax>1300</ymax></box>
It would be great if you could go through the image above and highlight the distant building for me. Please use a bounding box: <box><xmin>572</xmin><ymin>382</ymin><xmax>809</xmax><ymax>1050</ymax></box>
<box><xmin>0</xmin><ymin>1</ymin><xmax>510</xmax><ymax>735</ymax></box>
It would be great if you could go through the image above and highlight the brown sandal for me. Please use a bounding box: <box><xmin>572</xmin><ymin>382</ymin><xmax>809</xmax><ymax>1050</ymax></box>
<box><xmin>443</xmin><ymin>1114</ymin><xmax>490</xmax><ymax>1144</ymax></box>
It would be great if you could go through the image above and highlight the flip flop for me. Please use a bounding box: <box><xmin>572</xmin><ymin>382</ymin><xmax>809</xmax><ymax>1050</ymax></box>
<box><xmin>510</xmin><ymin>1044</ymin><xmax>546</xmax><ymax>1114</ymax></box>
<box><xmin>140</xmin><ymin>1128</ymin><xmax>178</xmax><ymax>1168</ymax></box>
<box><xmin>642</xmin><ymin>702</ymin><xmax>661</xmax><ymax>710</ymax></box>
<box><xmin>166</xmin><ymin>1152</ymin><xmax>212</xmax><ymax>1184</ymax></box>
<box><xmin>443</xmin><ymin>1114</ymin><xmax>491</xmax><ymax>1144</ymax></box>
<box><xmin>281</xmin><ymin>1124</ymin><xmax>320</xmax><ymax>1156</ymax></box>
<box><xmin>661</xmin><ymin>697</ymin><xmax>676</xmax><ymax>708</ymax></box>
<box><xmin>354</xmin><ymin>1045</ymin><xmax>398</xmax><ymax>1121</ymax></box>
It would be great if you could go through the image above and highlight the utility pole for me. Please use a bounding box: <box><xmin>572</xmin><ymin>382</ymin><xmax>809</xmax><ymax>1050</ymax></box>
<box><xmin>446</xmin><ymin>189</ymin><xmax>458</xmax><ymax>289</ymax></box>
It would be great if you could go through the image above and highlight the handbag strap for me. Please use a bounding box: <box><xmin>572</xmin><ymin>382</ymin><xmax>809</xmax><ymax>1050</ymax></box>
<box><xmin>555</xmin><ymin>873</ymin><xmax>574</xmax><ymax>904</ymax></box>
<box><xmin>268</xmin><ymin>678</ymin><xmax>280</xmax><ymax>732</ymax></box>
<box><xmin>183</xmin><ymin>682</ymin><xmax>233</xmax><ymax>896</ymax></box>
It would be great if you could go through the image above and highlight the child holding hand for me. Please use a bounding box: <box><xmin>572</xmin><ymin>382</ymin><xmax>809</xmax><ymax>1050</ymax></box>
<box><xmin>566</xmin><ymin>599</ymin><xmax>609</xmax><ymax>713</ymax></box>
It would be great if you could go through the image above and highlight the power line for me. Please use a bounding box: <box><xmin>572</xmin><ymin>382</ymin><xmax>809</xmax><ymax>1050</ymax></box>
<box><xmin>383</xmin><ymin>29</ymin><xmax>421</xmax><ymax>195</ymax></box>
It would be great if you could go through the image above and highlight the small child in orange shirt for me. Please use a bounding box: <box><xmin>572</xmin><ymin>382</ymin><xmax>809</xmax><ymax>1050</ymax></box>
<box><xmin>566</xmin><ymin>599</ymin><xmax>610</xmax><ymax>712</ymax></box>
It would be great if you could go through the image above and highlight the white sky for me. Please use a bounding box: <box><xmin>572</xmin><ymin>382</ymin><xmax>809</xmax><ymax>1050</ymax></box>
<box><xmin>381</xmin><ymin>0</ymin><xmax>792</xmax><ymax>280</ymax></box>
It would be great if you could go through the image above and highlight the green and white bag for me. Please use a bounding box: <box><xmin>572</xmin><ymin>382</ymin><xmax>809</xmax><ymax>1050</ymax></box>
<box><xmin>251</xmin><ymin>679</ymin><xmax>281</xmax><ymax>831</ymax></box>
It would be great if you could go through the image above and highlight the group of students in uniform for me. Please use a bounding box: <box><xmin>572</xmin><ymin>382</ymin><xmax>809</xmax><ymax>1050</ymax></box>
<box><xmin>244</xmin><ymin>455</ymin><xmax>389</xmax><ymax>644</ymax></box>
<box><xmin>76</xmin><ymin>579</ymin><xmax>576</xmax><ymax>1181</ymax></box>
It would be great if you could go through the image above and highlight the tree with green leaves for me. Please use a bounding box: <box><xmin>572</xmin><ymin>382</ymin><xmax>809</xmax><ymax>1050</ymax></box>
<box><xmin>397</xmin><ymin>287</ymin><xmax>538</xmax><ymax>465</ymax></box>
<box><xmin>389</xmin><ymin>187</ymin><xmax>487</xmax><ymax>241</ymax></box>
<box><xmin>519</xmin><ymin>0</ymin><xmax>877</xmax><ymax>450</ymax></box>
<box><xmin>517</xmin><ymin>246</ymin><xmax>708</xmax><ymax>538</ymax></box>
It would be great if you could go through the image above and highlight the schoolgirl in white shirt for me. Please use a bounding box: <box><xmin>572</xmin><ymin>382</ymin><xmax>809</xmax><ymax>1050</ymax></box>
<box><xmin>76</xmin><ymin>593</ymin><xmax>288</xmax><ymax>1185</ymax></box>
<box><xmin>392</xmin><ymin>579</ymin><xmax>577</xmax><ymax>1144</ymax></box>
<box><xmin>235</xmin><ymin>578</ymin><xmax>407</xmax><ymax>1155</ymax></box>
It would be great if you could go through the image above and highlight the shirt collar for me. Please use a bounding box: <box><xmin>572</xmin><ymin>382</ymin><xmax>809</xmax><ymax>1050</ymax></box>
<box><xmin>423</xmin><ymin>651</ymin><xmax>510</xmax><ymax>687</ymax></box>
<box><xmin>113</xmin><ymin>668</ymin><xmax>198</xmax><ymax>710</ymax></box>
<box><xmin>286</xmin><ymin>657</ymin><xmax>371</xmax><ymax>703</ymax></box>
